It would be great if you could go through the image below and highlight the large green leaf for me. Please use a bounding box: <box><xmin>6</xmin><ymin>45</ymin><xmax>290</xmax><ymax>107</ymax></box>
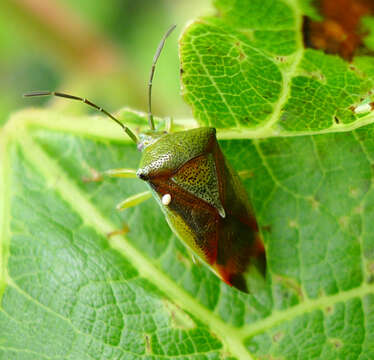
<box><xmin>1</xmin><ymin>0</ymin><xmax>374</xmax><ymax>359</ymax></box>
<box><xmin>180</xmin><ymin>0</ymin><xmax>373</xmax><ymax>133</ymax></box>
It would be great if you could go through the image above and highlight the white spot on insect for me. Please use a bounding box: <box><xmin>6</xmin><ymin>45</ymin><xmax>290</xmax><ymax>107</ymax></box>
<box><xmin>162</xmin><ymin>194</ymin><xmax>172</xmax><ymax>206</ymax></box>
<box><xmin>218</xmin><ymin>207</ymin><xmax>226</xmax><ymax>218</ymax></box>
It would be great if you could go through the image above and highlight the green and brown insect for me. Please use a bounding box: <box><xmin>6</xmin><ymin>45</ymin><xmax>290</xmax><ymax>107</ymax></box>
<box><xmin>25</xmin><ymin>25</ymin><xmax>265</xmax><ymax>292</ymax></box>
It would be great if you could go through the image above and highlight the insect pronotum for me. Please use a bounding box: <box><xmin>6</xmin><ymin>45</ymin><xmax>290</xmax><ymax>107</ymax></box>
<box><xmin>25</xmin><ymin>25</ymin><xmax>265</xmax><ymax>292</ymax></box>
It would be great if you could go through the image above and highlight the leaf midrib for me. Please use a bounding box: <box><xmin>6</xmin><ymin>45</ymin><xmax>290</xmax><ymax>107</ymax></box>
<box><xmin>239</xmin><ymin>282</ymin><xmax>374</xmax><ymax>338</ymax></box>
<box><xmin>255</xmin><ymin>0</ymin><xmax>304</xmax><ymax>134</ymax></box>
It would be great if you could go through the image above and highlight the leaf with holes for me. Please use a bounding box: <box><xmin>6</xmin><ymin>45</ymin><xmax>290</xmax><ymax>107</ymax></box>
<box><xmin>1</xmin><ymin>0</ymin><xmax>374</xmax><ymax>359</ymax></box>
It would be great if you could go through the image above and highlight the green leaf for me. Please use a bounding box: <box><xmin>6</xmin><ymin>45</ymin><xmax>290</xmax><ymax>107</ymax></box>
<box><xmin>363</xmin><ymin>16</ymin><xmax>374</xmax><ymax>51</ymax></box>
<box><xmin>180</xmin><ymin>0</ymin><xmax>374</xmax><ymax>133</ymax></box>
<box><xmin>1</xmin><ymin>1</ymin><xmax>374</xmax><ymax>360</ymax></box>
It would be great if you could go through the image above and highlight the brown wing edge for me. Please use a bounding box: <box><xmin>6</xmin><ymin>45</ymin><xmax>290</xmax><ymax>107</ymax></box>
<box><xmin>212</xmin><ymin>138</ymin><xmax>266</xmax><ymax>293</ymax></box>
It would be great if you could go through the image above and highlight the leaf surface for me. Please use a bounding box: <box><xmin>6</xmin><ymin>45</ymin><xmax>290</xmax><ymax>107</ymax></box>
<box><xmin>180</xmin><ymin>0</ymin><xmax>374</xmax><ymax>133</ymax></box>
<box><xmin>1</xmin><ymin>0</ymin><xmax>374</xmax><ymax>359</ymax></box>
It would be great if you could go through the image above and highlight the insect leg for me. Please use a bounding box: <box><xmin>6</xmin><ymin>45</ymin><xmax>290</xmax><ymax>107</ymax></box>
<box><xmin>107</xmin><ymin>223</ymin><xmax>130</xmax><ymax>238</ymax></box>
<box><xmin>190</xmin><ymin>253</ymin><xmax>200</xmax><ymax>265</ymax></box>
<box><xmin>82</xmin><ymin>168</ymin><xmax>137</xmax><ymax>182</ymax></box>
<box><xmin>104</xmin><ymin>168</ymin><xmax>138</xmax><ymax>178</ymax></box>
<box><xmin>116</xmin><ymin>191</ymin><xmax>152</xmax><ymax>210</ymax></box>
<box><xmin>111</xmin><ymin>188</ymin><xmax>152</xmax><ymax>236</ymax></box>
<box><xmin>165</xmin><ymin>116</ymin><xmax>173</xmax><ymax>133</ymax></box>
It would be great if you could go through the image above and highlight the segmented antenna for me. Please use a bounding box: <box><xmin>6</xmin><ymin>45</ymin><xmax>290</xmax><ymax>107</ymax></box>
<box><xmin>148</xmin><ymin>24</ymin><xmax>176</xmax><ymax>131</ymax></box>
<box><xmin>23</xmin><ymin>91</ymin><xmax>138</xmax><ymax>144</ymax></box>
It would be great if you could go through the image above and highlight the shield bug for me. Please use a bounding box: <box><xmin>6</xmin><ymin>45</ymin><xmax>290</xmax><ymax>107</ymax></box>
<box><xmin>24</xmin><ymin>25</ymin><xmax>265</xmax><ymax>292</ymax></box>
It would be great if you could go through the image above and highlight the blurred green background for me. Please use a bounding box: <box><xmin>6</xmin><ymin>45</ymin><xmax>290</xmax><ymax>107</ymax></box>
<box><xmin>0</xmin><ymin>0</ymin><xmax>213</xmax><ymax>126</ymax></box>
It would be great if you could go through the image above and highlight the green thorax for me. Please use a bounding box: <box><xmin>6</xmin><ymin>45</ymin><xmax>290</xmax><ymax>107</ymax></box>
<box><xmin>136</xmin><ymin>127</ymin><xmax>216</xmax><ymax>180</ymax></box>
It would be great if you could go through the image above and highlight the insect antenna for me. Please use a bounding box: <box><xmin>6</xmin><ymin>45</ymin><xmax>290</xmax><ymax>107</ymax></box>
<box><xmin>23</xmin><ymin>91</ymin><xmax>139</xmax><ymax>144</ymax></box>
<box><xmin>148</xmin><ymin>24</ymin><xmax>176</xmax><ymax>131</ymax></box>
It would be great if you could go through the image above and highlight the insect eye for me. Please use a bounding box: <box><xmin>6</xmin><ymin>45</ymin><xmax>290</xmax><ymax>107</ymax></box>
<box><xmin>136</xmin><ymin>169</ymin><xmax>148</xmax><ymax>180</ymax></box>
